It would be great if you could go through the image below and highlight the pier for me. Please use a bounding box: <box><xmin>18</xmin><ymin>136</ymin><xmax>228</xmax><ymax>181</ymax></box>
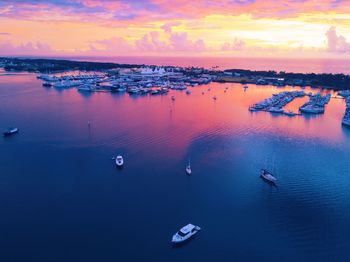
<box><xmin>249</xmin><ymin>91</ymin><xmax>306</xmax><ymax>115</ymax></box>
<box><xmin>299</xmin><ymin>93</ymin><xmax>331</xmax><ymax>114</ymax></box>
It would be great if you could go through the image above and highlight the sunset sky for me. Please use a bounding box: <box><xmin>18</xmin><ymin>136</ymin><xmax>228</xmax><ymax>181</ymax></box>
<box><xmin>1</xmin><ymin>0</ymin><xmax>350</xmax><ymax>57</ymax></box>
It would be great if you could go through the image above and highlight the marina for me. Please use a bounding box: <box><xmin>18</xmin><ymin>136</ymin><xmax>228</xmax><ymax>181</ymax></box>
<box><xmin>3</xmin><ymin>0</ymin><xmax>350</xmax><ymax>260</ymax></box>
<box><xmin>249</xmin><ymin>91</ymin><xmax>305</xmax><ymax>114</ymax></box>
<box><xmin>37</xmin><ymin>67</ymin><xmax>214</xmax><ymax>96</ymax></box>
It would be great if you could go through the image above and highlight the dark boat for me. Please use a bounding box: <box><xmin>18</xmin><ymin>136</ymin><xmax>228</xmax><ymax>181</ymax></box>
<box><xmin>3</xmin><ymin>127</ymin><xmax>19</xmax><ymax>137</ymax></box>
<box><xmin>42</xmin><ymin>82</ymin><xmax>52</xmax><ymax>87</ymax></box>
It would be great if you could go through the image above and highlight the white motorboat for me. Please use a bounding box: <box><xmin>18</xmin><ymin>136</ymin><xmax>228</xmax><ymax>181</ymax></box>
<box><xmin>260</xmin><ymin>169</ymin><xmax>277</xmax><ymax>183</ymax></box>
<box><xmin>115</xmin><ymin>155</ymin><xmax>124</xmax><ymax>167</ymax></box>
<box><xmin>172</xmin><ymin>224</ymin><xmax>201</xmax><ymax>244</ymax></box>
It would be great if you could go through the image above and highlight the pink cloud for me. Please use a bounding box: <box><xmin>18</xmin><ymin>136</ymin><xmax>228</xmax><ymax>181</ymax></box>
<box><xmin>2</xmin><ymin>0</ymin><xmax>350</xmax><ymax>24</ymax></box>
<box><xmin>0</xmin><ymin>41</ymin><xmax>55</xmax><ymax>56</ymax></box>
<box><xmin>326</xmin><ymin>26</ymin><xmax>350</xmax><ymax>53</ymax></box>
<box><xmin>222</xmin><ymin>38</ymin><xmax>246</xmax><ymax>51</ymax></box>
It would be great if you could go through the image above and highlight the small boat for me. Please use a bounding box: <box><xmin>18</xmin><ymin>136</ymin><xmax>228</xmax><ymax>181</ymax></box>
<box><xmin>186</xmin><ymin>90</ymin><xmax>191</xmax><ymax>95</ymax></box>
<box><xmin>260</xmin><ymin>169</ymin><xmax>277</xmax><ymax>183</ymax></box>
<box><xmin>172</xmin><ymin>224</ymin><xmax>201</xmax><ymax>244</ymax></box>
<box><xmin>213</xmin><ymin>96</ymin><xmax>217</xmax><ymax>100</ymax></box>
<box><xmin>115</xmin><ymin>155</ymin><xmax>124</xmax><ymax>167</ymax></box>
<box><xmin>268</xmin><ymin>107</ymin><xmax>283</xmax><ymax>113</ymax></box>
<box><xmin>186</xmin><ymin>159</ymin><xmax>191</xmax><ymax>175</ymax></box>
<box><xmin>243</xmin><ymin>85</ymin><xmax>248</xmax><ymax>89</ymax></box>
<box><xmin>42</xmin><ymin>82</ymin><xmax>52</xmax><ymax>87</ymax></box>
<box><xmin>171</xmin><ymin>96</ymin><xmax>176</xmax><ymax>101</ymax></box>
<box><xmin>202</xmin><ymin>92</ymin><xmax>205</xmax><ymax>95</ymax></box>
<box><xmin>284</xmin><ymin>110</ymin><xmax>297</xmax><ymax>116</ymax></box>
<box><xmin>3</xmin><ymin>127</ymin><xmax>19</xmax><ymax>137</ymax></box>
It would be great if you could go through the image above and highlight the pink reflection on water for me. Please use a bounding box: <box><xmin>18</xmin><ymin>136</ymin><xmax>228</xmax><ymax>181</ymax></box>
<box><xmin>0</xmin><ymin>72</ymin><xmax>348</xmax><ymax>157</ymax></box>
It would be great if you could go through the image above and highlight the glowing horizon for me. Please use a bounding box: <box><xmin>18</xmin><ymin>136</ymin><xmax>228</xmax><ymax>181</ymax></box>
<box><xmin>1</xmin><ymin>0</ymin><xmax>350</xmax><ymax>58</ymax></box>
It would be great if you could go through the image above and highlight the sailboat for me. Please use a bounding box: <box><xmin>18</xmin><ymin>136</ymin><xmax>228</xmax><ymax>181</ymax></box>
<box><xmin>261</xmin><ymin>155</ymin><xmax>277</xmax><ymax>183</ymax></box>
<box><xmin>186</xmin><ymin>159</ymin><xmax>192</xmax><ymax>175</ymax></box>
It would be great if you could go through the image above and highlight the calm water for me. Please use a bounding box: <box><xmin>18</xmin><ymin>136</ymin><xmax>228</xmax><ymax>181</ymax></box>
<box><xmin>1</xmin><ymin>72</ymin><xmax>350</xmax><ymax>262</ymax></box>
<box><xmin>60</xmin><ymin>56</ymin><xmax>350</xmax><ymax>74</ymax></box>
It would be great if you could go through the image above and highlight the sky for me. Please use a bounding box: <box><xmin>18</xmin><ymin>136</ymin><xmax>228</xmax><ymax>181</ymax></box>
<box><xmin>1</xmin><ymin>0</ymin><xmax>350</xmax><ymax>58</ymax></box>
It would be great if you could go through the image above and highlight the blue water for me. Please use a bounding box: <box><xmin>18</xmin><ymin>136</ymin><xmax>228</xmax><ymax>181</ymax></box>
<box><xmin>1</xmin><ymin>72</ymin><xmax>350</xmax><ymax>261</ymax></box>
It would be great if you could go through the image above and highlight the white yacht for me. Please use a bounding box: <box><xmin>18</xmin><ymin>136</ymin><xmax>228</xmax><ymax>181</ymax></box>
<box><xmin>115</xmin><ymin>155</ymin><xmax>124</xmax><ymax>167</ymax></box>
<box><xmin>172</xmin><ymin>224</ymin><xmax>201</xmax><ymax>244</ymax></box>
<box><xmin>260</xmin><ymin>169</ymin><xmax>277</xmax><ymax>183</ymax></box>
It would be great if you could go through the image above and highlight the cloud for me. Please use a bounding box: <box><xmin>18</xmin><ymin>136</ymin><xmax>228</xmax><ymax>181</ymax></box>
<box><xmin>221</xmin><ymin>38</ymin><xmax>246</xmax><ymax>51</ymax></box>
<box><xmin>326</xmin><ymin>26</ymin><xmax>350</xmax><ymax>52</ymax></box>
<box><xmin>2</xmin><ymin>0</ymin><xmax>350</xmax><ymax>23</ymax></box>
<box><xmin>169</xmin><ymin>32</ymin><xmax>207</xmax><ymax>52</ymax></box>
<box><xmin>161</xmin><ymin>22</ymin><xmax>181</xmax><ymax>34</ymax></box>
<box><xmin>0</xmin><ymin>41</ymin><xmax>55</xmax><ymax>56</ymax></box>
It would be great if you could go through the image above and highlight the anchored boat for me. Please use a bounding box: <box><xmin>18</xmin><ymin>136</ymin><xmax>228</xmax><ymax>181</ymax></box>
<box><xmin>3</xmin><ymin>127</ymin><xmax>19</xmax><ymax>137</ymax></box>
<box><xmin>172</xmin><ymin>224</ymin><xmax>201</xmax><ymax>244</ymax></box>
<box><xmin>186</xmin><ymin>159</ymin><xmax>191</xmax><ymax>175</ymax></box>
<box><xmin>115</xmin><ymin>155</ymin><xmax>124</xmax><ymax>167</ymax></box>
<box><xmin>260</xmin><ymin>169</ymin><xmax>277</xmax><ymax>183</ymax></box>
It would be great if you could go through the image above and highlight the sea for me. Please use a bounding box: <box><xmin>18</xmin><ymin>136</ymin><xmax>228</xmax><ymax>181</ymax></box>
<box><xmin>0</xmin><ymin>57</ymin><xmax>350</xmax><ymax>262</ymax></box>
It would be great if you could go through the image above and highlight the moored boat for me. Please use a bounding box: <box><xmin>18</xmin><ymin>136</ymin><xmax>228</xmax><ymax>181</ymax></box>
<box><xmin>3</xmin><ymin>127</ymin><xmax>19</xmax><ymax>137</ymax></box>
<box><xmin>115</xmin><ymin>155</ymin><xmax>124</xmax><ymax>167</ymax></box>
<box><xmin>260</xmin><ymin>169</ymin><xmax>277</xmax><ymax>183</ymax></box>
<box><xmin>284</xmin><ymin>110</ymin><xmax>297</xmax><ymax>116</ymax></box>
<box><xmin>186</xmin><ymin>159</ymin><xmax>191</xmax><ymax>175</ymax></box>
<box><xmin>172</xmin><ymin>224</ymin><xmax>201</xmax><ymax>244</ymax></box>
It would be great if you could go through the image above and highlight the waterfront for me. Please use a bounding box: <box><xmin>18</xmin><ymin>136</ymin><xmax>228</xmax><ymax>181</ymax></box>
<box><xmin>1</xmin><ymin>71</ymin><xmax>350</xmax><ymax>261</ymax></box>
<box><xmin>66</xmin><ymin>56</ymin><xmax>350</xmax><ymax>74</ymax></box>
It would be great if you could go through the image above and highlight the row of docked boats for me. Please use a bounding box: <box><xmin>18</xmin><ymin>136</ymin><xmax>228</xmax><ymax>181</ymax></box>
<box><xmin>249</xmin><ymin>91</ymin><xmax>306</xmax><ymax>115</ymax></box>
<box><xmin>249</xmin><ymin>91</ymin><xmax>332</xmax><ymax>116</ymax></box>
<box><xmin>338</xmin><ymin>90</ymin><xmax>350</xmax><ymax>98</ymax></box>
<box><xmin>299</xmin><ymin>92</ymin><xmax>331</xmax><ymax>114</ymax></box>
<box><xmin>342</xmin><ymin>97</ymin><xmax>350</xmax><ymax>127</ymax></box>
<box><xmin>38</xmin><ymin>69</ymin><xmax>214</xmax><ymax>96</ymax></box>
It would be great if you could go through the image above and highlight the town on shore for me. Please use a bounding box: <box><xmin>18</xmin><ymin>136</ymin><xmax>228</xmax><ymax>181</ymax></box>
<box><xmin>2</xmin><ymin>57</ymin><xmax>350</xmax><ymax>90</ymax></box>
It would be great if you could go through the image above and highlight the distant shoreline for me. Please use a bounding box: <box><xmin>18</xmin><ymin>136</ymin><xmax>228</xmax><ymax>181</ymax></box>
<box><xmin>1</xmin><ymin>57</ymin><xmax>350</xmax><ymax>90</ymax></box>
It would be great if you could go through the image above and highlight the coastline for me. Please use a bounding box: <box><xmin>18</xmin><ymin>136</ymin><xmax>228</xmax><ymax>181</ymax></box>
<box><xmin>1</xmin><ymin>57</ymin><xmax>350</xmax><ymax>90</ymax></box>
